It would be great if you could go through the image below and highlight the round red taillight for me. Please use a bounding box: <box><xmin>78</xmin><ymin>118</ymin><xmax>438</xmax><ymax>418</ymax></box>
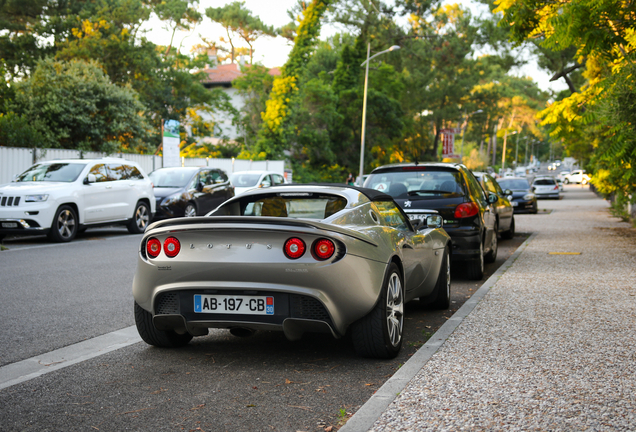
<box><xmin>313</xmin><ymin>238</ymin><xmax>335</xmax><ymax>260</ymax></box>
<box><xmin>284</xmin><ymin>237</ymin><xmax>306</xmax><ymax>259</ymax></box>
<box><xmin>163</xmin><ymin>236</ymin><xmax>181</xmax><ymax>258</ymax></box>
<box><xmin>146</xmin><ymin>238</ymin><xmax>161</xmax><ymax>258</ymax></box>
<box><xmin>454</xmin><ymin>202</ymin><xmax>479</xmax><ymax>218</ymax></box>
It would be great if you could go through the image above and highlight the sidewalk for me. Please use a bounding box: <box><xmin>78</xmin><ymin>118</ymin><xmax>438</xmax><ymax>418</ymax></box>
<box><xmin>343</xmin><ymin>185</ymin><xmax>636</xmax><ymax>431</ymax></box>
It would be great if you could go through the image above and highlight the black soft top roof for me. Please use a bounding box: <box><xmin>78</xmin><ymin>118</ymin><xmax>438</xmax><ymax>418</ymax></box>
<box><xmin>268</xmin><ymin>183</ymin><xmax>393</xmax><ymax>202</ymax></box>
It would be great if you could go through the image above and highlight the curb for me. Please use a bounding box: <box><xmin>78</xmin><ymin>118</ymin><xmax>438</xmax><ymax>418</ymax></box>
<box><xmin>339</xmin><ymin>232</ymin><xmax>538</xmax><ymax>432</ymax></box>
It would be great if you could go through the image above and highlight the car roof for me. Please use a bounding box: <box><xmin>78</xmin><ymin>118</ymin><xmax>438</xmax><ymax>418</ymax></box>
<box><xmin>235</xmin><ymin>184</ymin><xmax>393</xmax><ymax>202</ymax></box>
<box><xmin>369</xmin><ymin>162</ymin><xmax>464</xmax><ymax>173</ymax></box>
<box><xmin>36</xmin><ymin>157</ymin><xmax>139</xmax><ymax>165</ymax></box>
<box><xmin>231</xmin><ymin>170</ymin><xmax>282</xmax><ymax>175</ymax></box>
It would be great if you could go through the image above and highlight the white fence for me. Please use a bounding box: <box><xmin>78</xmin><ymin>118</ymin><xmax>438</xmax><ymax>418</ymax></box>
<box><xmin>0</xmin><ymin>146</ymin><xmax>286</xmax><ymax>185</ymax></box>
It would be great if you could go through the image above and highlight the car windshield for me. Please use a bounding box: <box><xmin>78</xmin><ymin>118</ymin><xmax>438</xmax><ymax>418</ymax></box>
<box><xmin>230</xmin><ymin>173</ymin><xmax>262</xmax><ymax>187</ymax></box>
<box><xmin>213</xmin><ymin>193</ymin><xmax>348</xmax><ymax>219</ymax></box>
<box><xmin>149</xmin><ymin>168</ymin><xmax>198</xmax><ymax>187</ymax></box>
<box><xmin>365</xmin><ymin>170</ymin><xmax>464</xmax><ymax>198</ymax></box>
<box><xmin>15</xmin><ymin>163</ymin><xmax>86</xmax><ymax>182</ymax></box>
<box><xmin>534</xmin><ymin>179</ymin><xmax>556</xmax><ymax>186</ymax></box>
<box><xmin>498</xmin><ymin>179</ymin><xmax>530</xmax><ymax>190</ymax></box>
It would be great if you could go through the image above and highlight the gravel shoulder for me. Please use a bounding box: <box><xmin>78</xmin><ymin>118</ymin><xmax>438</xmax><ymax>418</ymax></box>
<box><xmin>362</xmin><ymin>186</ymin><xmax>636</xmax><ymax>431</ymax></box>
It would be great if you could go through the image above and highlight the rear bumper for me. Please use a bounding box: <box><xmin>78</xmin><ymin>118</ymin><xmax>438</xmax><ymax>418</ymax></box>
<box><xmin>445</xmin><ymin>226</ymin><xmax>481</xmax><ymax>261</ymax></box>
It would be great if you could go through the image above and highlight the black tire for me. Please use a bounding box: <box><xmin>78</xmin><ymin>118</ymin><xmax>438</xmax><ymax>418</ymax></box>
<box><xmin>352</xmin><ymin>262</ymin><xmax>404</xmax><ymax>359</ymax></box>
<box><xmin>429</xmin><ymin>248</ymin><xmax>451</xmax><ymax>309</ymax></box>
<box><xmin>184</xmin><ymin>202</ymin><xmax>197</xmax><ymax>217</ymax></box>
<box><xmin>47</xmin><ymin>205</ymin><xmax>78</xmax><ymax>242</ymax></box>
<box><xmin>134</xmin><ymin>302</ymin><xmax>193</xmax><ymax>348</ymax></box>
<box><xmin>127</xmin><ymin>201</ymin><xmax>150</xmax><ymax>234</ymax></box>
<box><xmin>466</xmin><ymin>241</ymin><xmax>484</xmax><ymax>280</ymax></box>
<box><xmin>501</xmin><ymin>216</ymin><xmax>515</xmax><ymax>240</ymax></box>
<box><xmin>563</xmin><ymin>178</ymin><xmax>570</xmax><ymax>184</ymax></box>
<box><xmin>484</xmin><ymin>223</ymin><xmax>498</xmax><ymax>263</ymax></box>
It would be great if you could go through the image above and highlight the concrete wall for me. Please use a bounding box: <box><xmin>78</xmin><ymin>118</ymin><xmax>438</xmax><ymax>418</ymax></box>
<box><xmin>0</xmin><ymin>146</ymin><xmax>285</xmax><ymax>185</ymax></box>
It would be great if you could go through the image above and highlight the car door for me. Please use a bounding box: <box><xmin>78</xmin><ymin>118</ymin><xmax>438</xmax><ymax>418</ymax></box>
<box><xmin>373</xmin><ymin>201</ymin><xmax>433</xmax><ymax>294</ymax></box>
<box><xmin>192</xmin><ymin>170</ymin><xmax>215</xmax><ymax>214</ymax></box>
<box><xmin>82</xmin><ymin>163</ymin><xmax>119</xmax><ymax>223</ymax></box>
<box><xmin>465</xmin><ymin>170</ymin><xmax>496</xmax><ymax>249</ymax></box>
<box><xmin>106</xmin><ymin>163</ymin><xmax>134</xmax><ymax>220</ymax></box>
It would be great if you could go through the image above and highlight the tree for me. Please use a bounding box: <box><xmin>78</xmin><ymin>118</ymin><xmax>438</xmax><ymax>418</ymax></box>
<box><xmin>10</xmin><ymin>58</ymin><xmax>150</xmax><ymax>154</ymax></box>
<box><xmin>255</xmin><ymin>0</ymin><xmax>331</xmax><ymax>159</ymax></box>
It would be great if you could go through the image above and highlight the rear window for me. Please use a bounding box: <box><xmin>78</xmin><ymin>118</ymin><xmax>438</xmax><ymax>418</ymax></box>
<box><xmin>498</xmin><ymin>179</ymin><xmax>530</xmax><ymax>190</ymax></box>
<box><xmin>365</xmin><ymin>170</ymin><xmax>464</xmax><ymax>198</ymax></box>
<box><xmin>534</xmin><ymin>179</ymin><xmax>557</xmax><ymax>186</ymax></box>
<box><xmin>213</xmin><ymin>193</ymin><xmax>347</xmax><ymax>220</ymax></box>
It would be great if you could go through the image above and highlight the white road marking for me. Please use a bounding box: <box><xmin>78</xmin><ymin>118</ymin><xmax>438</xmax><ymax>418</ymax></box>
<box><xmin>0</xmin><ymin>326</ymin><xmax>141</xmax><ymax>391</ymax></box>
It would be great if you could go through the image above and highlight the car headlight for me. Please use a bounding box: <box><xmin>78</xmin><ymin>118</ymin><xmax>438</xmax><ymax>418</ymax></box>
<box><xmin>523</xmin><ymin>193</ymin><xmax>535</xmax><ymax>200</ymax></box>
<box><xmin>162</xmin><ymin>193</ymin><xmax>182</xmax><ymax>206</ymax></box>
<box><xmin>25</xmin><ymin>194</ymin><xmax>49</xmax><ymax>202</ymax></box>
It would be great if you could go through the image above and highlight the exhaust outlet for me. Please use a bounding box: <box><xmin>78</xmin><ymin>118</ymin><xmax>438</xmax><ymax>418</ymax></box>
<box><xmin>230</xmin><ymin>327</ymin><xmax>255</xmax><ymax>338</ymax></box>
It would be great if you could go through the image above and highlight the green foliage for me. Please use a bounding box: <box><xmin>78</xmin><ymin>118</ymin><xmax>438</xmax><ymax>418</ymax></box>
<box><xmin>256</xmin><ymin>0</ymin><xmax>331</xmax><ymax>159</ymax></box>
<box><xmin>0</xmin><ymin>112</ymin><xmax>51</xmax><ymax>148</ymax></box>
<box><xmin>10</xmin><ymin>58</ymin><xmax>149</xmax><ymax>154</ymax></box>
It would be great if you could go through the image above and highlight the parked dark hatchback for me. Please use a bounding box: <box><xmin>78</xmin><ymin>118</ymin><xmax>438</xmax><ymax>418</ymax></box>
<box><xmin>149</xmin><ymin>167</ymin><xmax>234</xmax><ymax>220</ymax></box>
<box><xmin>364</xmin><ymin>163</ymin><xmax>498</xmax><ymax>280</ymax></box>
<box><xmin>473</xmin><ymin>172</ymin><xmax>515</xmax><ymax>239</ymax></box>
<box><xmin>497</xmin><ymin>177</ymin><xmax>537</xmax><ymax>214</ymax></box>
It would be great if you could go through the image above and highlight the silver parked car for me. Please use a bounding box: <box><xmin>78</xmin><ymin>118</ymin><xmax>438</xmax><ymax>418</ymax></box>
<box><xmin>133</xmin><ymin>185</ymin><xmax>452</xmax><ymax>358</ymax></box>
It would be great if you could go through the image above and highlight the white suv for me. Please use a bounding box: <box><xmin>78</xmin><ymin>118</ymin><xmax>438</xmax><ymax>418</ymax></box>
<box><xmin>563</xmin><ymin>170</ymin><xmax>590</xmax><ymax>185</ymax></box>
<box><xmin>0</xmin><ymin>158</ymin><xmax>156</xmax><ymax>242</ymax></box>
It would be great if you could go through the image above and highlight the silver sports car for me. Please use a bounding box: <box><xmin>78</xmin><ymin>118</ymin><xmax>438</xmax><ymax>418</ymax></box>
<box><xmin>133</xmin><ymin>185</ymin><xmax>452</xmax><ymax>358</ymax></box>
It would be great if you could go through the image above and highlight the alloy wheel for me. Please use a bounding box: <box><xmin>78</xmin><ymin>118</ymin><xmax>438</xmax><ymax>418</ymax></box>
<box><xmin>385</xmin><ymin>273</ymin><xmax>404</xmax><ymax>347</ymax></box>
<box><xmin>135</xmin><ymin>205</ymin><xmax>149</xmax><ymax>230</ymax></box>
<box><xmin>56</xmin><ymin>209</ymin><xmax>76</xmax><ymax>240</ymax></box>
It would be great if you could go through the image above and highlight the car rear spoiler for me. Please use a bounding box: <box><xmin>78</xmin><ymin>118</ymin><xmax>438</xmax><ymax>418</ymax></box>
<box><xmin>146</xmin><ymin>216</ymin><xmax>378</xmax><ymax>247</ymax></box>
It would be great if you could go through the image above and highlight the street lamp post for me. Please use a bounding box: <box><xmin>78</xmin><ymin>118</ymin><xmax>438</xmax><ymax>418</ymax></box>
<box><xmin>458</xmin><ymin>109</ymin><xmax>483</xmax><ymax>163</ymax></box>
<box><xmin>359</xmin><ymin>43</ymin><xmax>400</xmax><ymax>184</ymax></box>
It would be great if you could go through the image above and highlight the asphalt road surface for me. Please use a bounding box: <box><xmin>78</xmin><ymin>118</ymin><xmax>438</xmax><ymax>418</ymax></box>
<box><xmin>0</xmin><ymin>225</ymin><xmax>527</xmax><ymax>432</ymax></box>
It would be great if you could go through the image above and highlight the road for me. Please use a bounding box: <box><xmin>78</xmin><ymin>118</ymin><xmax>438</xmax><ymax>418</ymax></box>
<box><xmin>0</xmin><ymin>225</ymin><xmax>528</xmax><ymax>431</ymax></box>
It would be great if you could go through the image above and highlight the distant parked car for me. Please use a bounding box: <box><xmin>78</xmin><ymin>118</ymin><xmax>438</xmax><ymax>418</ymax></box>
<box><xmin>497</xmin><ymin>177</ymin><xmax>538</xmax><ymax>214</ymax></box>
<box><xmin>563</xmin><ymin>170</ymin><xmax>590</xmax><ymax>185</ymax></box>
<box><xmin>0</xmin><ymin>158</ymin><xmax>155</xmax><ymax>242</ymax></box>
<box><xmin>230</xmin><ymin>170</ymin><xmax>286</xmax><ymax>196</ymax></box>
<box><xmin>149</xmin><ymin>167</ymin><xmax>234</xmax><ymax>220</ymax></box>
<box><xmin>364</xmin><ymin>162</ymin><xmax>499</xmax><ymax>280</ymax></box>
<box><xmin>532</xmin><ymin>176</ymin><xmax>561</xmax><ymax>199</ymax></box>
<box><xmin>473</xmin><ymin>172</ymin><xmax>515</xmax><ymax>239</ymax></box>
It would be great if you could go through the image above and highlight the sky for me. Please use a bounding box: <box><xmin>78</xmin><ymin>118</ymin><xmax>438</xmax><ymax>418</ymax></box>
<box><xmin>140</xmin><ymin>0</ymin><xmax>568</xmax><ymax>93</ymax></box>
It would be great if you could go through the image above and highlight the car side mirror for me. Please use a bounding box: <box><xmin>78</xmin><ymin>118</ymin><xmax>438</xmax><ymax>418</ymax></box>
<box><xmin>488</xmin><ymin>193</ymin><xmax>499</xmax><ymax>204</ymax></box>
<box><xmin>410</xmin><ymin>218</ymin><xmax>422</xmax><ymax>231</ymax></box>
<box><xmin>84</xmin><ymin>174</ymin><xmax>97</xmax><ymax>184</ymax></box>
<box><xmin>426</xmin><ymin>215</ymin><xmax>443</xmax><ymax>229</ymax></box>
<box><xmin>531</xmin><ymin>186</ymin><xmax>536</xmax><ymax>192</ymax></box>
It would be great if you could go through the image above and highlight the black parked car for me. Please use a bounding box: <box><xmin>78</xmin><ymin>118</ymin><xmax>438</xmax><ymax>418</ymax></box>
<box><xmin>149</xmin><ymin>167</ymin><xmax>234</xmax><ymax>220</ymax></box>
<box><xmin>364</xmin><ymin>162</ymin><xmax>498</xmax><ymax>280</ymax></box>
<box><xmin>497</xmin><ymin>177</ymin><xmax>538</xmax><ymax>214</ymax></box>
<box><xmin>473</xmin><ymin>172</ymin><xmax>515</xmax><ymax>239</ymax></box>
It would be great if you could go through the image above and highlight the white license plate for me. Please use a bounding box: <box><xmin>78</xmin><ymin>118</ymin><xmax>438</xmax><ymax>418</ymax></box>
<box><xmin>512</xmin><ymin>202</ymin><xmax>518</xmax><ymax>207</ymax></box>
<box><xmin>2</xmin><ymin>222</ymin><xmax>17</xmax><ymax>228</ymax></box>
<box><xmin>194</xmin><ymin>295</ymin><xmax>274</xmax><ymax>315</ymax></box>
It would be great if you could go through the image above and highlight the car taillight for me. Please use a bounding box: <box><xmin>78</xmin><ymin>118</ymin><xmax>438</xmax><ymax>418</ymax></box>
<box><xmin>163</xmin><ymin>236</ymin><xmax>181</xmax><ymax>258</ymax></box>
<box><xmin>313</xmin><ymin>238</ymin><xmax>335</xmax><ymax>260</ymax></box>
<box><xmin>284</xmin><ymin>237</ymin><xmax>306</xmax><ymax>259</ymax></box>
<box><xmin>454</xmin><ymin>202</ymin><xmax>479</xmax><ymax>218</ymax></box>
<box><xmin>146</xmin><ymin>238</ymin><xmax>162</xmax><ymax>258</ymax></box>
